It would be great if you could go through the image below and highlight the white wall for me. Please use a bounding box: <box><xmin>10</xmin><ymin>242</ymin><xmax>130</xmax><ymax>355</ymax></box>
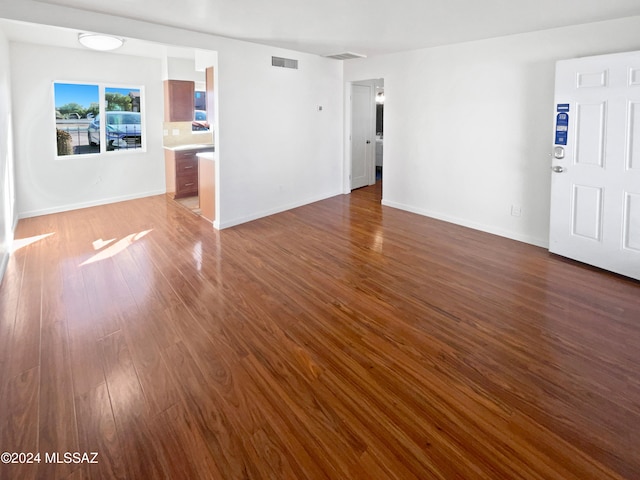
<box><xmin>0</xmin><ymin>1</ymin><xmax>344</xmax><ymax>229</ymax></box>
<box><xmin>345</xmin><ymin>16</ymin><xmax>640</xmax><ymax>247</ymax></box>
<box><xmin>217</xmin><ymin>43</ymin><xmax>343</xmax><ymax>228</ymax></box>
<box><xmin>10</xmin><ymin>43</ymin><xmax>165</xmax><ymax>217</ymax></box>
<box><xmin>163</xmin><ymin>56</ymin><xmax>204</xmax><ymax>83</ymax></box>
<box><xmin>0</xmin><ymin>27</ymin><xmax>15</xmax><ymax>282</ymax></box>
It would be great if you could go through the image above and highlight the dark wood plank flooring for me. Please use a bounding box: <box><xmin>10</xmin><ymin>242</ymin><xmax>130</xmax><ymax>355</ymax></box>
<box><xmin>1</xmin><ymin>183</ymin><xmax>639</xmax><ymax>479</ymax></box>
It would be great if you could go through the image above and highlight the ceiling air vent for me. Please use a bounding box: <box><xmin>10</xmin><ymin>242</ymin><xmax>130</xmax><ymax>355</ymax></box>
<box><xmin>272</xmin><ymin>56</ymin><xmax>298</xmax><ymax>69</ymax></box>
<box><xmin>323</xmin><ymin>52</ymin><xmax>367</xmax><ymax>60</ymax></box>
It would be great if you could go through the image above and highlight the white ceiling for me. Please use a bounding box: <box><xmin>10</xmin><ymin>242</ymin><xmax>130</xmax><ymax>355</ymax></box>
<box><xmin>0</xmin><ymin>18</ymin><xmax>196</xmax><ymax>60</ymax></box>
<box><xmin>11</xmin><ymin>0</ymin><xmax>640</xmax><ymax>57</ymax></box>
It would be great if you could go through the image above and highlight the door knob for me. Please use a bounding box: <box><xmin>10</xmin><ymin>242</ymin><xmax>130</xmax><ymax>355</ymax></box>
<box><xmin>552</xmin><ymin>166</ymin><xmax>565</xmax><ymax>173</ymax></box>
<box><xmin>366</xmin><ymin>140</ymin><xmax>371</xmax><ymax>144</ymax></box>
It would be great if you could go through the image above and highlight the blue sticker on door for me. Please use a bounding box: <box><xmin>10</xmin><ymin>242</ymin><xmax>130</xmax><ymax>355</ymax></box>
<box><xmin>555</xmin><ymin>112</ymin><xmax>569</xmax><ymax>145</ymax></box>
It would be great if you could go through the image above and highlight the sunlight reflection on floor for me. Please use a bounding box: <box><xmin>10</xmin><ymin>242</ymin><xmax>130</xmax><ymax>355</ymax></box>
<box><xmin>81</xmin><ymin>229</ymin><xmax>152</xmax><ymax>266</ymax></box>
<box><xmin>11</xmin><ymin>232</ymin><xmax>55</xmax><ymax>252</ymax></box>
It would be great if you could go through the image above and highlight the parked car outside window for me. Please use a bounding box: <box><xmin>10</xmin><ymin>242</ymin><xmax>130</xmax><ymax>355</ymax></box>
<box><xmin>88</xmin><ymin>111</ymin><xmax>142</xmax><ymax>150</ymax></box>
<box><xmin>192</xmin><ymin>109</ymin><xmax>210</xmax><ymax>131</ymax></box>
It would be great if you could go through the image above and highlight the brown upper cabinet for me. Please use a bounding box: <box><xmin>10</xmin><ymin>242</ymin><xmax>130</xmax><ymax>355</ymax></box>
<box><xmin>164</xmin><ymin>80</ymin><xmax>195</xmax><ymax>122</ymax></box>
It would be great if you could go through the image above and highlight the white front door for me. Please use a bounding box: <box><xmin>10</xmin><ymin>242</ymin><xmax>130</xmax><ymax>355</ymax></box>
<box><xmin>549</xmin><ymin>51</ymin><xmax>640</xmax><ymax>280</ymax></box>
<box><xmin>351</xmin><ymin>83</ymin><xmax>374</xmax><ymax>190</ymax></box>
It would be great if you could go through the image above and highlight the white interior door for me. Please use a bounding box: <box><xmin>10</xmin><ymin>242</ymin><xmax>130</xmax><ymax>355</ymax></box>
<box><xmin>549</xmin><ymin>51</ymin><xmax>640</xmax><ymax>280</ymax></box>
<box><xmin>351</xmin><ymin>83</ymin><xmax>374</xmax><ymax>190</ymax></box>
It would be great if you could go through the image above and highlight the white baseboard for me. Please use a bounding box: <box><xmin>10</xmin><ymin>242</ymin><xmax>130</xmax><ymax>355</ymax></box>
<box><xmin>218</xmin><ymin>190</ymin><xmax>342</xmax><ymax>229</ymax></box>
<box><xmin>18</xmin><ymin>189</ymin><xmax>166</xmax><ymax>219</ymax></box>
<box><xmin>0</xmin><ymin>250</ymin><xmax>8</xmax><ymax>284</ymax></box>
<box><xmin>381</xmin><ymin>199</ymin><xmax>548</xmax><ymax>249</ymax></box>
<box><xmin>0</xmin><ymin>212</ymin><xmax>18</xmax><ymax>284</ymax></box>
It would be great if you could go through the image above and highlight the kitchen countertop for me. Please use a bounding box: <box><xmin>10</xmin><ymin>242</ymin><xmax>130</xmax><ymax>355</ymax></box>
<box><xmin>163</xmin><ymin>143</ymin><xmax>215</xmax><ymax>152</ymax></box>
<box><xmin>196</xmin><ymin>151</ymin><xmax>215</xmax><ymax>161</ymax></box>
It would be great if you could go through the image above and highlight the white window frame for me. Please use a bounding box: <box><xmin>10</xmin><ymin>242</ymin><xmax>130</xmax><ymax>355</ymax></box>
<box><xmin>54</xmin><ymin>81</ymin><xmax>146</xmax><ymax>158</ymax></box>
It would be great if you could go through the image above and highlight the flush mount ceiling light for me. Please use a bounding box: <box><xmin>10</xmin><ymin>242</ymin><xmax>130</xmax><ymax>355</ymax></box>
<box><xmin>78</xmin><ymin>33</ymin><xmax>124</xmax><ymax>51</ymax></box>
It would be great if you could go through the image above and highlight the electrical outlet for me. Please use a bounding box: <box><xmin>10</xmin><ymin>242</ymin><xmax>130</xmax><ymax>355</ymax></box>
<box><xmin>511</xmin><ymin>204</ymin><xmax>522</xmax><ymax>217</ymax></box>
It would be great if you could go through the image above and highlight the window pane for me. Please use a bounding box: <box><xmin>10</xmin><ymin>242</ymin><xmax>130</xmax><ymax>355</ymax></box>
<box><xmin>54</xmin><ymin>83</ymin><xmax>99</xmax><ymax>156</ymax></box>
<box><xmin>104</xmin><ymin>87</ymin><xmax>143</xmax><ymax>151</ymax></box>
<box><xmin>192</xmin><ymin>90</ymin><xmax>210</xmax><ymax>132</ymax></box>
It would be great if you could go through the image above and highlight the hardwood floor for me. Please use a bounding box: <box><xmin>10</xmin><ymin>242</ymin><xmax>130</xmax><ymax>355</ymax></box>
<box><xmin>1</xmin><ymin>183</ymin><xmax>639</xmax><ymax>479</ymax></box>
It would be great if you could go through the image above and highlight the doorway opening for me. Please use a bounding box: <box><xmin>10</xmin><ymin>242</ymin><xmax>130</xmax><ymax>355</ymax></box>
<box><xmin>349</xmin><ymin>78</ymin><xmax>384</xmax><ymax>199</ymax></box>
<box><xmin>375</xmin><ymin>84</ymin><xmax>384</xmax><ymax>184</ymax></box>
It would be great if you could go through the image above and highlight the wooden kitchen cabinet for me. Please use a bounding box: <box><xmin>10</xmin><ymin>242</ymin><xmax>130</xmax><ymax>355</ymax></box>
<box><xmin>164</xmin><ymin>80</ymin><xmax>195</xmax><ymax>122</ymax></box>
<box><xmin>165</xmin><ymin>149</ymin><xmax>200</xmax><ymax>199</ymax></box>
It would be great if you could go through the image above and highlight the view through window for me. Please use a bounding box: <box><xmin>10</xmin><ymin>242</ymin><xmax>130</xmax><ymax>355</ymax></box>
<box><xmin>192</xmin><ymin>90</ymin><xmax>210</xmax><ymax>132</ymax></box>
<box><xmin>54</xmin><ymin>83</ymin><xmax>143</xmax><ymax>156</ymax></box>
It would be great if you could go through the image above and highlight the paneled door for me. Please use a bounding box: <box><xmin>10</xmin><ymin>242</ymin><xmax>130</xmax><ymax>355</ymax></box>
<box><xmin>351</xmin><ymin>83</ymin><xmax>374</xmax><ymax>190</ymax></box>
<box><xmin>549</xmin><ymin>51</ymin><xmax>640</xmax><ymax>280</ymax></box>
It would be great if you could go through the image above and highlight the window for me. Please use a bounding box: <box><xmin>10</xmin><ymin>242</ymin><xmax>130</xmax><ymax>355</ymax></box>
<box><xmin>192</xmin><ymin>90</ymin><xmax>210</xmax><ymax>132</ymax></box>
<box><xmin>54</xmin><ymin>82</ymin><xmax>144</xmax><ymax>156</ymax></box>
